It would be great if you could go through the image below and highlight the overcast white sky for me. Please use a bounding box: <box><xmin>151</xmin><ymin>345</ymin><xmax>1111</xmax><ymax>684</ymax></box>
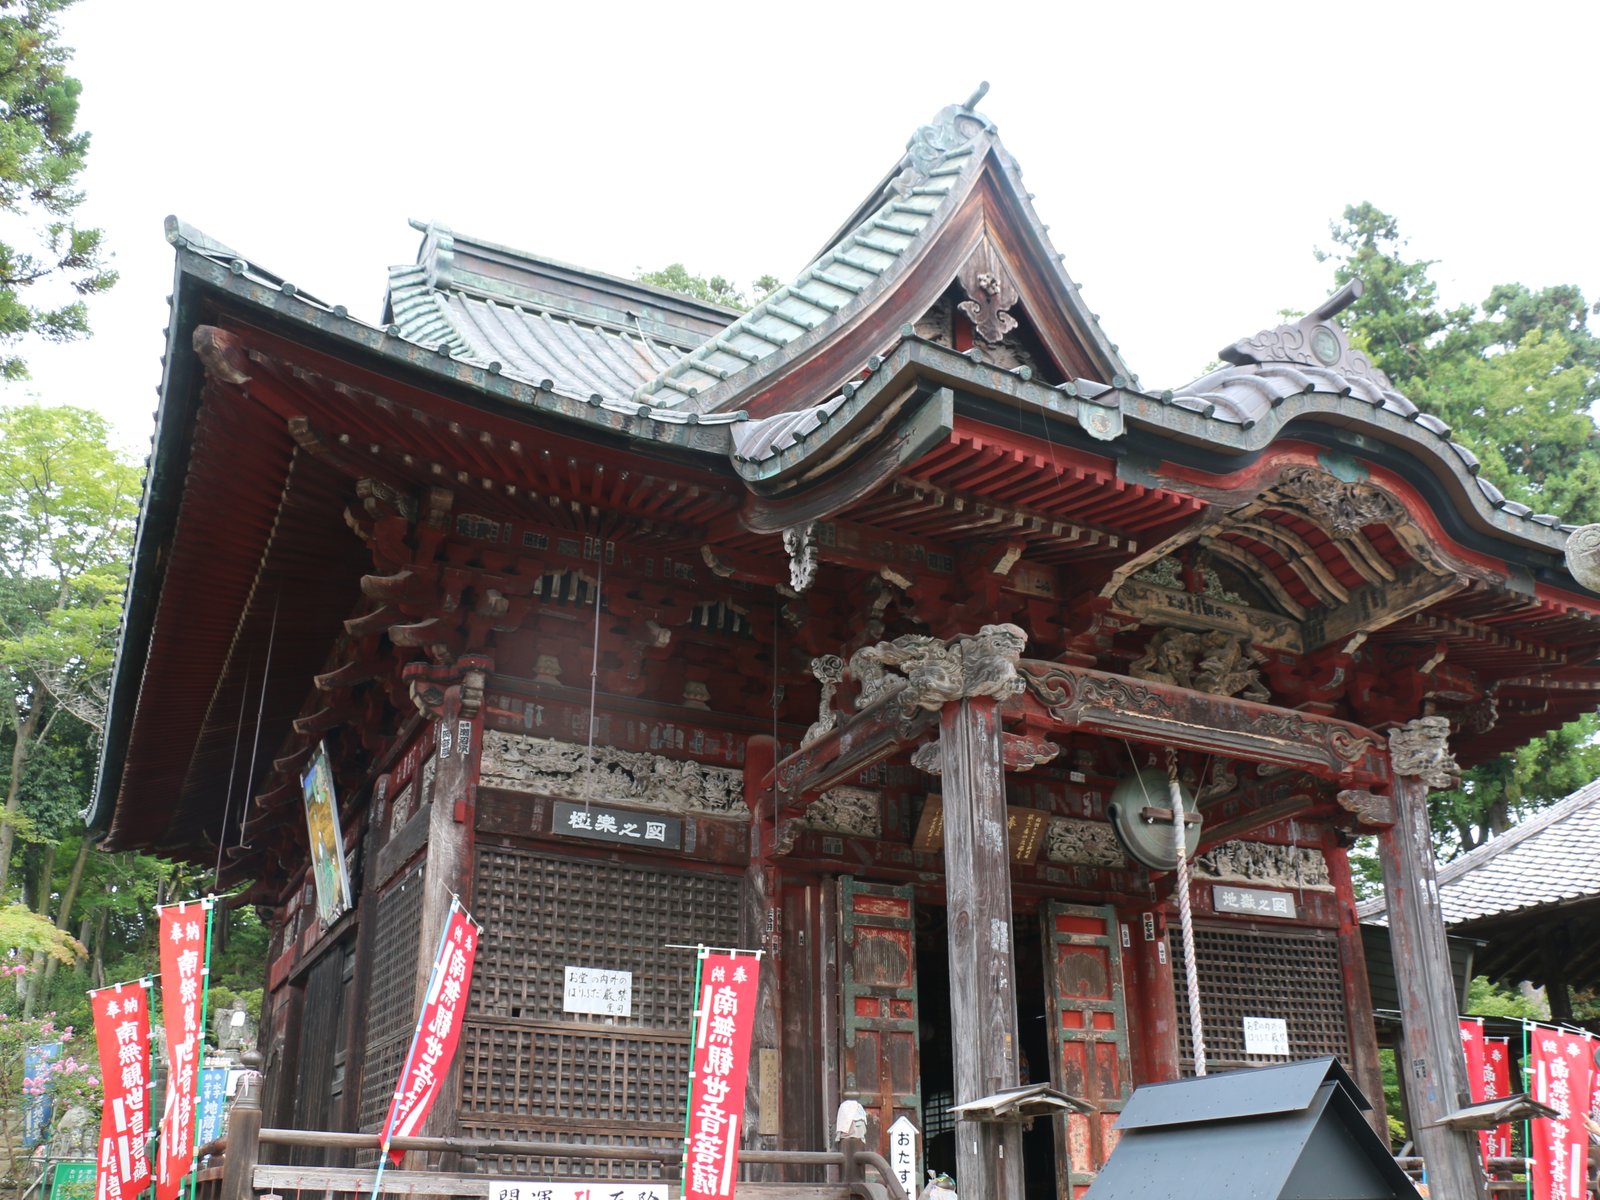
<box><xmin>5</xmin><ymin>0</ymin><xmax>1598</xmax><ymax>450</ymax></box>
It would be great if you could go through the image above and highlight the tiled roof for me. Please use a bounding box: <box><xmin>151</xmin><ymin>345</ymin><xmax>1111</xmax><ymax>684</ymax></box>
<box><xmin>634</xmin><ymin>139</ymin><xmax>979</xmax><ymax>411</ymax></box>
<box><xmin>385</xmin><ymin>261</ymin><xmax>685</xmax><ymax>400</ymax></box>
<box><xmin>1359</xmin><ymin>778</ymin><xmax>1600</xmax><ymax>926</ymax></box>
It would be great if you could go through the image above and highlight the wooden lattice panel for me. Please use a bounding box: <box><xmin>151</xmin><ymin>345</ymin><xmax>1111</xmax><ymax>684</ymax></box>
<box><xmin>359</xmin><ymin>862</ymin><xmax>425</xmax><ymax>1131</ymax></box>
<box><xmin>463</xmin><ymin>847</ymin><xmax>741</xmax><ymax>1173</ymax></box>
<box><xmin>1173</xmin><ymin>921</ymin><xmax>1351</xmax><ymax>1073</ymax></box>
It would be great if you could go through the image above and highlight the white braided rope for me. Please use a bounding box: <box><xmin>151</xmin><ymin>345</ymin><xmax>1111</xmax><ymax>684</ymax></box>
<box><xmin>1169</xmin><ymin>751</ymin><xmax>1207</xmax><ymax>1076</ymax></box>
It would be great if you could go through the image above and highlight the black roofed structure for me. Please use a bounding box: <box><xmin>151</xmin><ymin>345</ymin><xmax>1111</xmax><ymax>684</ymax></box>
<box><xmin>1085</xmin><ymin>1058</ymin><xmax>1421</xmax><ymax>1200</ymax></box>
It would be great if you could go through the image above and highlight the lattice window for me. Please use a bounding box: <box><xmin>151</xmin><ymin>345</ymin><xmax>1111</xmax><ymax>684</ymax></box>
<box><xmin>463</xmin><ymin>848</ymin><xmax>741</xmax><ymax>1176</ymax></box>
<box><xmin>358</xmin><ymin>862</ymin><xmax>425</xmax><ymax>1131</ymax></box>
<box><xmin>1172</xmin><ymin>922</ymin><xmax>1351</xmax><ymax>1074</ymax></box>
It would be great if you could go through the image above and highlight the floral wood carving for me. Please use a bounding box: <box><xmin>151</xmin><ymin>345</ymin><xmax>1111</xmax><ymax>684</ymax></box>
<box><xmin>1387</xmin><ymin>715</ymin><xmax>1459</xmax><ymax>790</ymax></box>
<box><xmin>479</xmin><ymin>731</ymin><xmax>747</xmax><ymax>818</ymax></box>
<box><xmin>1274</xmin><ymin>466</ymin><xmax>1405</xmax><ymax>539</ymax></box>
<box><xmin>958</xmin><ymin>243</ymin><xmax>1020</xmax><ymax>345</ymax></box>
<box><xmin>783</xmin><ymin>521</ymin><xmax>818</xmax><ymax>593</ymax></box>
<box><xmin>1193</xmin><ymin>841</ymin><xmax>1332</xmax><ymax>891</ymax></box>
<box><xmin>1129</xmin><ymin>628</ymin><xmax>1269</xmax><ymax>703</ymax></box>
<box><xmin>803</xmin><ymin>655</ymin><xmax>846</xmax><ymax>747</ymax></box>
<box><xmin>1045</xmin><ymin>817</ymin><xmax>1126</xmax><ymax>868</ymax></box>
<box><xmin>909</xmin><ymin>732</ymin><xmax>1059</xmax><ymax>776</ymax></box>
<box><xmin>803</xmin><ymin>787</ymin><xmax>881</xmax><ymax>838</ymax></box>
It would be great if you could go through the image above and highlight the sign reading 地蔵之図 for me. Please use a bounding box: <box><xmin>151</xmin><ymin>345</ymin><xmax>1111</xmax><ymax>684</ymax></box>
<box><xmin>552</xmin><ymin>801</ymin><xmax>682</xmax><ymax>849</ymax></box>
<box><xmin>1212</xmin><ymin>885</ymin><xmax>1296</xmax><ymax>919</ymax></box>
<box><xmin>563</xmin><ymin>966</ymin><xmax>633</xmax><ymax>1017</ymax></box>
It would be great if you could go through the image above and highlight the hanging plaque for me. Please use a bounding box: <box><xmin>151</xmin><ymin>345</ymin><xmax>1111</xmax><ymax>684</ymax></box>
<box><xmin>552</xmin><ymin>801</ymin><xmax>681</xmax><ymax>849</ymax></box>
<box><xmin>1212</xmin><ymin>885</ymin><xmax>1296</xmax><ymax>919</ymax></box>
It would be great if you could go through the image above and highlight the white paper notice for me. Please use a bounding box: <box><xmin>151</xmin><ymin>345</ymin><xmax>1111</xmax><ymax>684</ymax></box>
<box><xmin>491</xmin><ymin>1183</ymin><xmax>667</xmax><ymax>1200</ymax></box>
<box><xmin>562</xmin><ymin>966</ymin><xmax>633</xmax><ymax>1017</ymax></box>
<box><xmin>1242</xmin><ymin>1016</ymin><xmax>1290</xmax><ymax>1056</ymax></box>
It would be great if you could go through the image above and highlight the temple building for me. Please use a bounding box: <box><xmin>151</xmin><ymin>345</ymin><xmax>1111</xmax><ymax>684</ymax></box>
<box><xmin>91</xmin><ymin>93</ymin><xmax>1600</xmax><ymax>1200</ymax></box>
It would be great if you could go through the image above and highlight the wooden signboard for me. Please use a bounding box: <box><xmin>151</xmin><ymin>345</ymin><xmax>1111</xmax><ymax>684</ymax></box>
<box><xmin>912</xmin><ymin>797</ymin><xmax>1047</xmax><ymax>863</ymax></box>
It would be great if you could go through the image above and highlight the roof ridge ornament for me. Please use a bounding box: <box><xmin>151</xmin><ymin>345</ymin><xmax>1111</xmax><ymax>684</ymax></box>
<box><xmin>891</xmin><ymin>84</ymin><xmax>995</xmax><ymax>199</ymax></box>
<box><xmin>1220</xmin><ymin>279</ymin><xmax>1394</xmax><ymax>390</ymax></box>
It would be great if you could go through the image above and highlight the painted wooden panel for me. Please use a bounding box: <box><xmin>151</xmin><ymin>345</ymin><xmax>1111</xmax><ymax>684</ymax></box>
<box><xmin>839</xmin><ymin>877</ymin><xmax>921</xmax><ymax>1183</ymax></box>
<box><xmin>1043</xmin><ymin>901</ymin><xmax>1131</xmax><ymax>1199</ymax></box>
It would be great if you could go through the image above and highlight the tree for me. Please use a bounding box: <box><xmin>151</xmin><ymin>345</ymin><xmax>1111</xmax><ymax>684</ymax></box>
<box><xmin>1321</xmin><ymin>206</ymin><xmax>1600</xmax><ymax>854</ymax></box>
<box><xmin>0</xmin><ymin>404</ymin><xmax>140</xmax><ymax>904</ymax></box>
<box><xmin>0</xmin><ymin>0</ymin><xmax>115</xmax><ymax>380</ymax></box>
<box><xmin>635</xmin><ymin>263</ymin><xmax>776</xmax><ymax>312</ymax></box>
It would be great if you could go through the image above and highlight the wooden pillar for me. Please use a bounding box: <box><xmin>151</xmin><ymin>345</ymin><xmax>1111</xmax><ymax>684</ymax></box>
<box><xmin>1377</xmin><ymin>744</ymin><xmax>1486</xmax><ymax>1200</ymax></box>
<box><xmin>415</xmin><ymin>685</ymin><xmax>482</xmax><ymax>1152</ymax></box>
<box><xmin>939</xmin><ymin>695</ymin><xmax>1023</xmax><ymax>1200</ymax></box>
<box><xmin>1323</xmin><ymin>837</ymin><xmax>1389</xmax><ymax>1141</ymax></box>
<box><xmin>1121</xmin><ymin>905</ymin><xmax>1180</xmax><ymax>1083</ymax></box>
<box><xmin>741</xmin><ymin>736</ymin><xmax>782</xmax><ymax>1169</ymax></box>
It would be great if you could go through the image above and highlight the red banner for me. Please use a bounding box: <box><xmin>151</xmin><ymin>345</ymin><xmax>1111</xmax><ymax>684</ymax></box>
<box><xmin>1530</xmin><ymin>1028</ymin><xmax>1596</xmax><ymax>1200</ymax></box>
<box><xmin>381</xmin><ymin>905</ymin><xmax>478</xmax><ymax>1162</ymax></box>
<box><xmin>91</xmin><ymin>982</ymin><xmax>151</xmax><ymax>1200</ymax></box>
<box><xmin>1484</xmin><ymin>1036</ymin><xmax>1513</xmax><ymax>1163</ymax></box>
<box><xmin>684</xmin><ymin>953</ymin><xmax>761</xmax><ymax>1200</ymax></box>
<box><xmin>156</xmin><ymin>903</ymin><xmax>209</xmax><ymax>1200</ymax></box>
<box><xmin>1459</xmin><ymin>1020</ymin><xmax>1490</xmax><ymax>1168</ymax></box>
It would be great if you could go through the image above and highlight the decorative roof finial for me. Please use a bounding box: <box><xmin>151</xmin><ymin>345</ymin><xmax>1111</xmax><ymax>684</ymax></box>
<box><xmin>963</xmin><ymin>81</ymin><xmax>991</xmax><ymax>111</ymax></box>
<box><xmin>1219</xmin><ymin>278</ymin><xmax>1392</xmax><ymax>390</ymax></box>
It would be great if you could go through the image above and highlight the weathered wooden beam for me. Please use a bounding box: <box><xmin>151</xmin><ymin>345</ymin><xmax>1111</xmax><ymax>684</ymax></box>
<box><xmin>940</xmin><ymin>696</ymin><xmax>1023</xmax><ymax>1200</ymax></box>
<box><xmin>1377</xmin><ymin>723</ymin><xmax>1487</xmax><ymax>1200</ymax></box>
<box><xmin>1304</xmin><ymin>564</ymin><xmax>1467</xmax><ymax>650</ymax></box>
<box><xmin>1015</xmin><ymin>660</ymin><xmax>1389</xmax><ymax>786</ymax></box>
<box><xmin>769</xmin><ymin>686</ymin><xmax>935</xmax><ymax>808</ymax></box>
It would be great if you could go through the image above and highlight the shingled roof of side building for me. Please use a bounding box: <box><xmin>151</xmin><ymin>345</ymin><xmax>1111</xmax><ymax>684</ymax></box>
<box><xmin>1359</xmin><ymin>778</ymin><xmax>1600</xmax><ymax>928</ymax></box>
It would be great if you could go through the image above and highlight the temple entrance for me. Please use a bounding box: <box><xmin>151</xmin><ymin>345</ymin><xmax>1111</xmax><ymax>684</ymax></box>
<box><xmin>913</xmin><ymin>909</ymin><xmax>1058</xmax><ymax>1197</ymax></box>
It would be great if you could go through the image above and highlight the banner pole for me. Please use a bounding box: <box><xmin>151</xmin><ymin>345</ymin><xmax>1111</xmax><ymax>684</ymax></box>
<box><xmin>682</xmin><ymin>947</ymin><xmax>708</xmax><ymax>1162</ymax></box>
<box><xmin>370</xmin><ymin>896</ymin><xmax>459</xmax><ymax>1200</ymax></box>
<box><xmin>184</xmin><ymin>898</ymin><xmax>216</xmax><ymax>1200</ymax></box>
<box><xmin>1522</xmin><ymin>1018</ymin><xmax>1531</xmax><ymax>1200</ymax></box>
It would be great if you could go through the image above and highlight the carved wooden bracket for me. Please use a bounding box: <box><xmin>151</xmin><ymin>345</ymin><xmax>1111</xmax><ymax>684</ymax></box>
<box><xmin>1336</xmin><ymin>788</ymin><xmax>1396</xmax><ymax>829</ymax></box>
<box><xmin>957</xmin><ymin>241</ymin><xmax>1020</xmax><ymax>345</ymax></box>
<box><xmin>1386</xmin><ymin>716</ymin><xmax>1459</xmax><ymax>790</ymax></box>
<box><xmin>910</xmin><ymin>732</ymin><xmax>1058</xmax><ymax>775</ymax></box>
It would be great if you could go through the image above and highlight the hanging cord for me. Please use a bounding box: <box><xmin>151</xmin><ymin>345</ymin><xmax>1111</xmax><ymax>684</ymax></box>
<box><xmin>237</xmin><ymin>586</ymin><xmax>282</xmax><ymax>851</ymax></box>
<box><xmin>583</xmin><ymin>551</ymin><xmax>606</xmax><ymax>813</ymax></box>
<box><xmin>1167</xmin><ymin>746</ymin><xmax>1207</xmax><ymax>1076</ymax></box>
<box><xmin>771</xmin><ymin>602</ymin><xmax>781</xmax><ymax>843</ymax></box>
<box><xmin>214</xmin><ymin>660</ymin><xmax>252</xmax><ymax>881</ymax></box>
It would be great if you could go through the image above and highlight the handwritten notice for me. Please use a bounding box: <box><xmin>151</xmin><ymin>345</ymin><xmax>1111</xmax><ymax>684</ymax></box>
<box><xmin>1242</xmin><ymin>1016</ymin><xmax>1291</xmax><ymax>1056</ymax></box>
<box><xmin>563</xmin><ymin>966</ymin><xmax>633</xmax><ymax>1018</ymax></box>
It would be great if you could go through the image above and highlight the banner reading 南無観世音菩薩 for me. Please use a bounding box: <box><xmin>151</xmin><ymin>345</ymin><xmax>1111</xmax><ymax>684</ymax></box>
<box><xmin>379</xmin><ymin>902</ymin><xmax>479</xmax><ymax>1164</ymax></box>
<box><xmin>683</xmin><ymin>952</ymin><xmax>762</xmax><ymax>1200</ymax></box>
<box><xmin>91</xmin><ymin>980</ymin><xmax>151</xmax><ymax>1200</ymax></box>
<box><xmin>1530</xmin><ymin>1028</ymin><xmax>1595</xmax><ymax>1200</ymax></box>
<box><xmin>156</xmin><ymin>901</ymin><xmax>212</xmax><ymax>1200</ymax></box>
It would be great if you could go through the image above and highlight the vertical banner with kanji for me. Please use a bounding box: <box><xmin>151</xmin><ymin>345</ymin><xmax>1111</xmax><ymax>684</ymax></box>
<box><xmin>379</xmin><ymin>902</ymin><xmax>478</xmax><ymax>1163</ymax></box>
<box><xmin>1459</xmin><ymin>1019</ymin><xmax>1491</xmax><ymax>1168</ymax></box>
<box><xmin>1530</xmin><ymin>1028</ymin><xmax>1596</xmax><ymax>1200</ymax></box>
<box><xmin>683</xmin><ymin>951</ymin><xmax>761</xmax><ymax>1200</ymax></box>
<box><xmin>156</xmin><ymin>901</ymin><xmax>212</xmax><ymax>1200</ymax></box>
<box><xmin>90</xmin><ymin>981</ymin><xmax>151</xmax><ymax>1200</ymax></box>
<box><xmin>1484</xmin><ymin>1036</ymin><xmax>1514</xmax><ymax>1164</ymax></box>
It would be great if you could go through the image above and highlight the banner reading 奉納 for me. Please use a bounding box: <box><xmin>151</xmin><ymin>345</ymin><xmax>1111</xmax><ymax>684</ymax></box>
<box><xmin>1530</xmin><ymin>1027</ymin><xmax>1595</xmax><ymax>1200</ymax></box>
<box><xmin>683</xmin><ymin>952</ymin><xmax>762</xmax><ymax>1200</ymax></box>
<box><xmin>379</xmin><ymin>902</ymin><xmax>478</xmax><ymax>1163</ymax></box>
<box><xmin>156</xmin><ymin>901</ymin><xmax>211</xmax><ymax>1200</ymax></box>
<box><xmin>1484</xmin><ymin>1036</ymin><xmax>1513</xmax><ymax>1165</ymax></box>
<box><xmin>90</xmin><ymin>981</ymin><xmax>151</xmax><ymax>1200</ymax></box>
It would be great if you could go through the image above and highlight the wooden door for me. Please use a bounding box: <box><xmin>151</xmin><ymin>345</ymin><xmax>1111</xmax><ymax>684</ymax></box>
<box><xmin>1042</xmin><ymin>902</ymin><xmax>1132</xmax><ymax>1199</ymax></box>
<box><xmin>840</xmin><ymin>878</ymin><xmax>921</xmax><ymax>1181</ymax></box>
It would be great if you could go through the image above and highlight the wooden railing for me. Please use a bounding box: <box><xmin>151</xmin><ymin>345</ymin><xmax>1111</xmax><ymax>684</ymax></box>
<box><xmin>212</xmin><ymin>1067</ymin><xmax>908</xmax><ymax>1200</ymax></box>
<box><xmin>1396</xmin><ymin>1155</ymin><xmax>1600</xmax><ymax>1198</ymax></box>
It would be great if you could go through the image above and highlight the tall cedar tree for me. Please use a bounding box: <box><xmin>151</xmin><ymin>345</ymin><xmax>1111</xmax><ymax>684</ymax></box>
<box><xmin>1319</xmin><ymin>203</ymin><xmax>1600</xmax><ymax>854</ymax></box>
<box><xmin>0</xmin><ymin>0</ymin><xmax>115</xmax><ymax>379</ymax></box>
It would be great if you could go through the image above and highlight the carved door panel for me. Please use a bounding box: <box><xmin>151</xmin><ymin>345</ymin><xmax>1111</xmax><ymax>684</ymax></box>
<box><xmin>1043</xmin><ymin>902</ymin><xmax>1131</xmax><ymax>1199</ymax></box>
<box><xmin>840</xmin><ymin>878</ymin><xmax>921</xmax><ymax>1181</ymax></box>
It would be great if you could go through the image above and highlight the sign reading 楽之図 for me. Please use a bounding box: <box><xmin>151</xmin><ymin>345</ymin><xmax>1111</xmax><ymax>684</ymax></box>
<box><xmin>1212</xmin><ymin>886</ymin><xmax>1296</xmax><ymax>919</ymax></box>
<box><xmin>490</xmin><ymin>1184</ymin><xmax>667</xmax><ymax>1200</ymax></box>
<box><xmin>563</xmin><ymin>966</ymin><xmax>633</xmax><ymax>1018</ymax></box>
<box><xmin>1242</xmin><ymin>1016</ymin><xmax>1291</xmax><ymax>1056</ymax></box>
<box><xmin>552</xmin><ymin>801</ymin><xmax>682</xmax><ymax>849</ymax></box>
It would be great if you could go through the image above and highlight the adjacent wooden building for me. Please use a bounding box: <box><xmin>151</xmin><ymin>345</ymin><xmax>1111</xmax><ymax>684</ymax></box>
<box><xmin>92</xmin><ymin>95</ymin><xmax>1600</xmax><ymax>1199</ymax></box>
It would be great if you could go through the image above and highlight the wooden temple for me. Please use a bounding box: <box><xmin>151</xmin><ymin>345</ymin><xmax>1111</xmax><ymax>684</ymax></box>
<box><xmin>91</xmin><ymin>93</ymin><xmax>1600</xmax><ymax>1200</ymax></box>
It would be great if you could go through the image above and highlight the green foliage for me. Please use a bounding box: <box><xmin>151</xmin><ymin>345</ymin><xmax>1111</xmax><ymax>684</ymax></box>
<box><xmin>634</xmin><ymin>263</ymin><xmax>776</xmax><ymax>312</ymax></box>
<box><xmin>1319</xmin><ymin>205</ymin><xmax>1600</xmax><ymax>852</ymax></box>
<box><xmin>0</xmin><ymin>0</ymin><xmax>114</xmax><ymax>379</ymax></box>
<box><xmin>1463</xmin><ymin>975</ymin><xmax>1545</xmax><ymax>1020</ymax></box>
<box><xmin>0</xmin><ymin>902</ymin><xmax>79</xmax><ymax>962</ymax></box>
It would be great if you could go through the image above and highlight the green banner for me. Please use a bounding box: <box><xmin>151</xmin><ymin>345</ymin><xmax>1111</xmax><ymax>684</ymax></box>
<box><xmin>49</xmin><ymin>1161</ymin><xmax>95</xmax><ymax>1200</ymax></box>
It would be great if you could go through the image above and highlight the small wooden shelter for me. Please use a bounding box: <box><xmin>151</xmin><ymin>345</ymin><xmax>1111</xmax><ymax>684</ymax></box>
<box><xmin>92</xmin><ymin>92</ymin><xmax>1600</xmax><ymax>1200</ymax></box>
